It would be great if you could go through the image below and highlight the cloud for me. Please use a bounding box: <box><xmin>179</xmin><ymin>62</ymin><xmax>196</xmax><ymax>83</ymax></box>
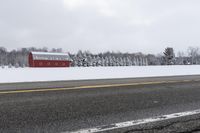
<box><xmin>1</xmin><ymin>0</ymin><xmax>200</xmax><ymax>54</ymax></box>
<box><xmin>63</xmin><ymin>0</ymin><xmax>116</xmax><ymax>17</ymax></box>
<box><xmin>63</xmin><ymin>0</ymin><xmax>85</xmax><ymax>10</ymax></box>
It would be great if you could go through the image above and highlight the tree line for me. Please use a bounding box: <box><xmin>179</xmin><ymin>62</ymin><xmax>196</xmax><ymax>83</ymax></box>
<box><xmin>0</xmin><ymin>46</ymin><xmax>200</xmax><ymax>68</ymax></box>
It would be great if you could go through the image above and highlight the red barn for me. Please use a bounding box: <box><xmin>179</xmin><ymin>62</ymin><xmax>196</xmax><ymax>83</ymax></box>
<box><xmin>28</xmin><ymin>52</ymin><xmax>72</xmax><ymax>67</ymax></box>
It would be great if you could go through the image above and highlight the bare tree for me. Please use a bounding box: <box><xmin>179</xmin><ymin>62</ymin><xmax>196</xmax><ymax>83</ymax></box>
<box><xmin>0</xmin><ymin>47</ymin><xmax>7</xmax><ymax>66</ymax></box>
<box><xmin>177</xmin><ymin>51</ymin><xmax>185</xmax><ymax>65</ymax></box>
<box><xmin>187</xmin><ymin>47</ymin><xmax>199</xmax><ymax>64</ymax></box>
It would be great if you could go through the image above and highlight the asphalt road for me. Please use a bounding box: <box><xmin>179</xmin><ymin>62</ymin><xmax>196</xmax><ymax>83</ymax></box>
<box><xmin>1</xmin><ymin>75</ymin><xmax>200</xmax><ymax>132</ymax></box>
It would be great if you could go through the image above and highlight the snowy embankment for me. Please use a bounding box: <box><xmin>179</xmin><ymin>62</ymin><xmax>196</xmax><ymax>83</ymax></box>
<box><xmin>1</xmin><ymin>65</ymin><xmax>200</xmax><ymax>83</ymax></box>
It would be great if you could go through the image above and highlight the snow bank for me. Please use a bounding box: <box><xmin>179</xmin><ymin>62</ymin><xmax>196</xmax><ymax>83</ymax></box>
<box><xmin>1</xmin><ymin>65</ymin><xmax>200</xmax><ymax>83</ymax></box>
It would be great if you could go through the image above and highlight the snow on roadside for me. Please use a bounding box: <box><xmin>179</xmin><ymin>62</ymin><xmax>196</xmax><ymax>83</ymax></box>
<box><xmin>0</xmin><ymin>65</ymin><xmax>200</xmax><ymax>83</ymax></box>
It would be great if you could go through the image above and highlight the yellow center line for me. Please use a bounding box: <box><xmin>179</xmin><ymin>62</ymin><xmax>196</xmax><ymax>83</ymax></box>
<box><xmin>0</xmin><ymin>79</ymin><xmax>196</xmax><ymax>94</ymax></box>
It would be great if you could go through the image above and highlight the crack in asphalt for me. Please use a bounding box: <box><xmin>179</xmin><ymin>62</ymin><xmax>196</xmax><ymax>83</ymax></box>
<box><xmin>188</xmin><ymin>129</ymin><xmax>200</xmax><ymax>133</ymax></box>
<box><xmin>124</xmin><ymin>117</ymin><xmax>200</xmax><ymax>133</ymax></box>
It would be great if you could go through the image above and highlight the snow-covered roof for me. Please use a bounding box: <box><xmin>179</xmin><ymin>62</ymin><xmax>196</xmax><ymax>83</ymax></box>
<box><xmin>31</xmin><ymin>52</ymin><xmax>69</xmax><ymax>56</ymax></box>
<box><xmin>30</xmin><ymin>52</ymin><xmax>71</xmax><ymax>61</ymax></box>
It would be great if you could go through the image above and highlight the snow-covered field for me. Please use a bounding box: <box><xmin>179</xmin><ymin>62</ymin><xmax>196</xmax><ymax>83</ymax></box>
<box><xmin>1</xmin><ymin>65</ymin><xmax>200</xmax><ymax>83</ymax></box>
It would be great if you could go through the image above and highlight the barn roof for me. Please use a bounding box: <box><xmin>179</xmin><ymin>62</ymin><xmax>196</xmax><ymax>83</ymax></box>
<box><xmin>30</xmin><ymin>52</ymin><xmax>72</xmax><ymax>61</ymax></box>
<box><xmin>31</xmin><ymin>51</ymin><xmax>69</xmax><ymax>56</ymax></box>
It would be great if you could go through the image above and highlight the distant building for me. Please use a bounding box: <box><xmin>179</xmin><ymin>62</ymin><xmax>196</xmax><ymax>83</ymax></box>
<box><xmin>28</xmin><ymin>52</ymin><xmax>72</xmax><ymax>67</ymax></box>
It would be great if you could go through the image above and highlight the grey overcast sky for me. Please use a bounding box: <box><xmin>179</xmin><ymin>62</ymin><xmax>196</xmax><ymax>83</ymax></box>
<box><xmin>1</xmin><ymin>0</ymin><xmax>200</xmax><ymax>54</ymax></box>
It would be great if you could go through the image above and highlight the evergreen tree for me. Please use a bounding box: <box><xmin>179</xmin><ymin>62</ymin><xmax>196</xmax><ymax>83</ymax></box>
<box><xmin>163</xmin><ymin>47</ymin><xmax>175</xmax><ymax>65</ymax></box>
